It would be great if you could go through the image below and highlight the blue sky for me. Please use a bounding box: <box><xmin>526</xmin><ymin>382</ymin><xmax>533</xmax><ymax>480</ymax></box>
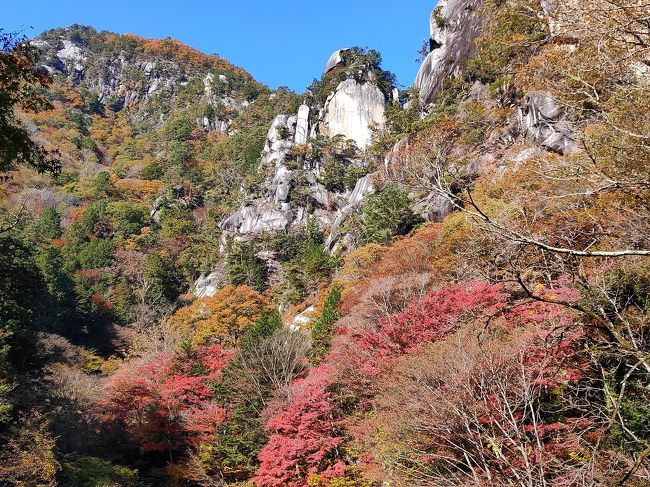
<box><xmin>3</xmin><ymin>1</ymin><xmax>436</xmax><ymax>92</ymax></box>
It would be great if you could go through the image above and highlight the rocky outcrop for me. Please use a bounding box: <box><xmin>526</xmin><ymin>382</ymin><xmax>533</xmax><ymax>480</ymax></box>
<box><xmin>261</xmin><ymin>114</ymin><xmax>296</xmax><ymax>166</ymax></box>
<box><xmin>54</xmin><ymin>39</ymin><xmax>86</xmax><ymax>74</ymax></box>
<box><xmin>289</xmin><ymin>305</ymin><xmax>316</xmax><ymax>331</ymax></box>
<box><xmin>520</xmin><ymin>92</ymin><xmax>576</xmax><ymax>154</ymax></box>
<box><xmin>318</xmin><ymin>79</ymin><xmax>386</xmax><ymax>149</ymax></box>
<box><xmin>415</xmin><ymin>0</ymin><xmax>485</xmax><ymax>107</ymax></box>
<box><xmin>34</xmin><ymin>26</ymin><xmax>252</xmax><ymax>129</ymax></box>
<box><xmin>222</xmin><ymin>202</ymin><xmax>293</xmax><ymax>237</ymax></box>
<box><xmin>220</xmin><ymin>46</ymin><xmax>397</xmax><ymax>246</ymax></box>
<box><xmin>325</xmin><ymin>49</ymin><xmax>348</xmax><ymax>73</ymax></box>
<box><xmin>324</xmin><ymin>175</ymin><xmax>374</xmax><ymax>251</ymax></box>
<box><xmin>194</xmin><ymin>272</ymin><xmax>224</xmax><ymax>298</ymax></box>
<box><xmin>412</xmin><ymin>192</ymin><xmax>454</xmax><ymax>222</ymax></box>
<box><xmin>294</xmin><ymin>105</ymin><xmax>310</xmax><ymax>145</ymax></box>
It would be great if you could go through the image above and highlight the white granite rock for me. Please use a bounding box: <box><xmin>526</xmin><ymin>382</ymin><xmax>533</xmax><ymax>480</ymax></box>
<box><xmin>194</xmin><ymin>272</ymin><xmax>224</xmax><ymax>298</ymax></box>
<box><xmin>295</xmin><ymin>105</ymin><xmax>310</xmax><ymax>144</ymax></box>
<box><xmin>56</xmin><ymin>40</ymin><xmax>87</xmax><ymax>72</ymax></box>
<box><xmin>415</xmin><ymin>0</ymin><xmax>484</xmax><ymax>107</ymax></box>
<box><xmin>319</xmin><ymin>79</ymin><xmax>386</xmax><ymax>149</ymax></box>
<box><xmin>290</xmin><ymin>305</ymin><xmax>316</xmax><ymax>331</ymax></box>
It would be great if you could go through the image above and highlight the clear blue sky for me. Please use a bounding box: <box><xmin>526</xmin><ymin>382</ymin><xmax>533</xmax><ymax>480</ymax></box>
<box><xmin>3</xmin><ymin>1</ymin><xmax>436</xmax><ymax>92</ymax></box>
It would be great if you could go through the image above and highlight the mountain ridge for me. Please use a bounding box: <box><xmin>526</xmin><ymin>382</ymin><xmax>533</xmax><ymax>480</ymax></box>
<box><xmin>1</xmin><ymin>1</ymin><xmax>649</xmax><ymax>485</ymax></box>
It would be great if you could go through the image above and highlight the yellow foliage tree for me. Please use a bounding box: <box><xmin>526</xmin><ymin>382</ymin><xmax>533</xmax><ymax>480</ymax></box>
<box><xmin>169</xmin><ymin>285</ymin><xmax>270</xmax><ymax>347</ymax></box>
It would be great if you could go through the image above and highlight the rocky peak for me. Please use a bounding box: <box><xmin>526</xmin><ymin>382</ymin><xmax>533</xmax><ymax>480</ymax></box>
<box><xmin>218</xmin><ymin>48</ymin><xmax>393</xmax><ymax>251</ymax></box>
<box><xmin>325</xmin><ymin>48</ymin><xmax>349</xmax><ymax>73</ymax></box>
<box><xmin>313</xmin><ymin>48</ymin><xmax>393</xmax><ymax>149</ymax></box>
<box><xmin>415</xmin><ymin>0</ymin><xmax>485</xmax><ymax>107</ymax></box>
<box><xmin>317</xmin><ymin>77</ymin><xmax>387</xmax><ymax>149</ymax></box>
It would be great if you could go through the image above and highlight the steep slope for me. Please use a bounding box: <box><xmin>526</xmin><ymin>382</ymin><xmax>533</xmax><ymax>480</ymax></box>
<box><xmin>34</xmin><ymin>25</ymin><xmax>260</xmax><ymax>131</ymax></box>
<box><xmin>1</xmin><ymin>1</ymin><xmax>649</xmax><ymax>486</ymax></box>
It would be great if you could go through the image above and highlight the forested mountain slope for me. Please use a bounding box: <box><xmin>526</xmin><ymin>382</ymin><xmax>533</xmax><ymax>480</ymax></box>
<box><xmin>0</xmin><ymin>1</ymin><xmax>649</xmax><ymax>485</ymax></box>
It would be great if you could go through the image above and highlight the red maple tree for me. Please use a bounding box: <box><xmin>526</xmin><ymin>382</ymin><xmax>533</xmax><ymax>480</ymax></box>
<box><xmin>96</xmin><ymin>345</ymin><xmax>231</xmax><ymax>453</ymax></box>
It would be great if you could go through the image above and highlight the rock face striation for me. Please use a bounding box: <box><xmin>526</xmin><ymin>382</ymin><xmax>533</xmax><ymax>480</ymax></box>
<box><xmin>318</xmin><ymin>78</ymin><xmax>387</xmax><ymax>150</ymax></box>
<box><xmin>325</xmin><ymin>49</ymin><xmax>348</xmax><ymax>73</ymax></box>
<box><xmin>520</xmin><ymin>92</ymin><xmax>576</xmax><ymax>154</ymax></box>
<box><xmin>415</xmin><ymin>0</ymin><xmax>485</xmax><ymax>107</ymax></box>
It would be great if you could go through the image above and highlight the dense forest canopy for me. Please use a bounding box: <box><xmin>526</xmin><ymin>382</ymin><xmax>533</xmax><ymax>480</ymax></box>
<box><xmin>0</xmin><ymin>1</ymin><xmax>649</xmax><ymax>485</ymax></box>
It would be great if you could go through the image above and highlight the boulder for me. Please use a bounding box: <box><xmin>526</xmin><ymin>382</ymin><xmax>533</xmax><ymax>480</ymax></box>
<box><xmin>221</xmin><ymin>202</ymin><xmax>292</xmax><ymax>237</ymax></box>
<box><xmin>290</xmin><ymin>305</ymin><xmax>316</xmax><ymax>331</ymax></box>
<box><xmin>194</xmin><ymin>272</ymin><xmax>223</xmax><ymax>298</ymax></box>
<box><xmin>413</xmin><ymin>192</ymin><xmax>454</xmax><ymax>222</ymax></box>
<box><xmin>325</xmin><ymin>49</ymin><xmax>348</xmax><ymax>73</ymax></box>
<box><xmin>319</xmin><ymin>79</ymin><xmax>386</xmax><ymax>149</ymax></box>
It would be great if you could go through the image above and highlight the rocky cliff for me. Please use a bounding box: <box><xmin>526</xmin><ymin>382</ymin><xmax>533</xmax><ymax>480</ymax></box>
<box><xmin>23</xmin><ymin>5</ymin><xmax>583</xmax><ymax>302</ymax></box>
<box><xmin>415</xmin><ymin>0</ymin><xmax>485</xmax><ymax>107</ymax></box>
<box><xmin>317</xmin><ymin>78</ymin><xmax>387</xmax><ymax>149</ymax></box>
<box><xmin>218</xmin><ymin>49</ymin><xmax>389</xmax><ymax>255</ymax></box>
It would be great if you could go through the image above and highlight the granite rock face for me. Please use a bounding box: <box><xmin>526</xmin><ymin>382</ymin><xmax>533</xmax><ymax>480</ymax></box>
<box><xmin>220</xmin><ymin>47</ymin><xmax>396</xmax><ymax>246</ymax></box>
<box><xmin>415</xmin><ymin>0</ymin><xmax>485</xmax><ymax>107</ymax></box>
<box><xmin>318</xmin><ymin>78</ymin><xmax>386</xmax><ymax>149</ymax></box>
<box><xmin>520</xmin><ymin>92</ymin><xmax>576</xmax><ymax>154</ymax></box>
<box><xmin>261</xmin><ymin>114</ymin><xmax>296</xmax><ymax>166</ymax></box>
<box><xmin>221</xmin><ymin>202</ymin><xmax>292</xmax><ymax>237</ymax></box>
<box><xmin>294</xmin><ymin>105</ymin><xmax>310</xmax><ymax>145</ymax></box>
<box><xmin>324</xmin><ymin>175</ymin><xmax>374</xmax><ymax>251</ymax></box>
<box><xmin>194</xmin><ymin>272</ymin><xmax>224</xmax><ymax>298</ymax></box>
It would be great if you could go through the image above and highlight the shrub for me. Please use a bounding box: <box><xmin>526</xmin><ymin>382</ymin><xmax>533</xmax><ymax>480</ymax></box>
<box><xmin>310</xmin><ymin>287</ymin><xmax>342</xmax><ymax>363</ymax></box>
<box><xmin>77</xmin><ymin>239</ymin><xmax>114</xmax><ymax>269</ymax></box>
<box><xmin>358</xmin><ymin>281</ymin><xmax>508</xmax><ymax>367</ymax></box>
<box><xmin>96</xmin><ymin>344</ymin><xmax>231</xmax><ymax>453</ymax></box>
<box><xmin>107</xmin><ymin>201</ymin><xmax>149</xmax><ymax>239</ymax></box>
<box><xmin>466</xmin><ymin>0</ymin><xmax>547</xmax><ymax>83</ymax></box>
<box><xmin>256</xmin><ymin>365</ymin><xmax>345</xmax><ymax>487</ymax></box>
<box><xmin>227</xmin><ymin>241</ymin><xmax>268</xmax><ymax>293</ymax></box>
<box><xmin>37</xmin><ymin>207</ymin><xmax>62</xmax><ymax>240</ymax></box>
<box><xmin>362</xmin><ymin>186</ymin><xmax>422</xmax><ymax>244</ymax></box>
<box><xmin>159</xmin><ymin>205</ymin><xmax>195</xmax><ymax>238</ymax></box>
<box><xmin>142</xmin><ymin>252</ymin><xmax>183</xmax><ymax>306</ymax></box>
<box><xmin>61</xmin><ymin>456</ymin><xmax>139</xmax><ymax>486</ymax></box>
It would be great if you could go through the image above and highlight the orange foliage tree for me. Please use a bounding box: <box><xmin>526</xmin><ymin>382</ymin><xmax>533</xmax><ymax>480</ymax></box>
<box><xmin>168</xmin><ymin>285</ymin><xmax>270</xmax><ymax>347</ymax></box>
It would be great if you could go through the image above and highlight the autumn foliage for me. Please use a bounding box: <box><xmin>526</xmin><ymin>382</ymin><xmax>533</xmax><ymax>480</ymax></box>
<box><xmin>96</xmin><ymin>345</ymin><xmax>231</xmax><ymax>453</ymax></box>
<box><xmin>358</xmin><ymin>280</ymin><xmax>508</xmax><ymax>368</ymax></box>
<box><xmin>168</xmin><ymin>285</ymin><xmax>270</xmax><ymax>346</ymax></box>
<box><xmin>256</xmin><ymin>365</ymin><xmax>345</xmax><ymax>487</ymax></box>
